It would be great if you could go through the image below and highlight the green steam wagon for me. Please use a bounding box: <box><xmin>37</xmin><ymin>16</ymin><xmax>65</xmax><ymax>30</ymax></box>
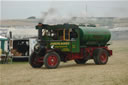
<box><xmin>29</xmin><ymin>23</ymin><xmax>112</xmax><ymax>69</ymax></box>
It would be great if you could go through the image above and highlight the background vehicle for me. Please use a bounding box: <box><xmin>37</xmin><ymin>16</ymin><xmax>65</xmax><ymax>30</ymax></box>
<box><xmin>0</xmin><ymin>36</ymin><xmax>10</xmax><ymax>63</ymax></box>
<box><xmin>10</xmin><ymin>38</ymin><xmax>37</xmax><ymax>59</ymax></box>
<box><xmin>29</xmin><ymin>23</ymin><xmax>112</xmax><ymax>69</ymax></box>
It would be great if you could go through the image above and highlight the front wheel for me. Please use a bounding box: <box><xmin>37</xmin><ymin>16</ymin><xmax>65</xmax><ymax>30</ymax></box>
<box><xmin>29</xmin><ymin>52</ymin><xmax>43</xmax><ymax>68</ymax></box>
<box><xmin>44</xmin><ymin>52</ymin><xmax>60</xmax><ymax>69</ymax></box>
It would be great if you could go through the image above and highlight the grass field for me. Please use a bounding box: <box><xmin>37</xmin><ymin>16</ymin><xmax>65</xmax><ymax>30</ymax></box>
<box><xmin>0</xmin><ymin>40</ymin><xmax>128</xmax><ymax>85</ymax></box>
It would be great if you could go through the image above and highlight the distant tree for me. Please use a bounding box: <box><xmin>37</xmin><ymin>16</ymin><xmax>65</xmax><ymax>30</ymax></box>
<box><xmin>27</xmin><ymin>16</ymin><xmax>36</xmax><ymax>19</ymax></box>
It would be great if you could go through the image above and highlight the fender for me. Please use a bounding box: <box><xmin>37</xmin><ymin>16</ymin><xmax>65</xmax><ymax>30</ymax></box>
<box><xmin>46</xmin><ymin>50</ymin><xmax>55</xmax><ymax>53</ymax></box>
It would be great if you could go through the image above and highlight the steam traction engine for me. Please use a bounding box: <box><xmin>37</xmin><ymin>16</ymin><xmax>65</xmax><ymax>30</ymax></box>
<box><xmin>29</xmin><ymin>23</ymin><xmax>112</xmax><ymax>69</ymax></box>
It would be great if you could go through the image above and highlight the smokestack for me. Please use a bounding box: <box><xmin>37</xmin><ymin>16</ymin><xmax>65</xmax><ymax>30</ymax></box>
<box><xmin>36</xmin><ymin>23</ymin><xmax>43</xmax><ymax>41</ymax></box>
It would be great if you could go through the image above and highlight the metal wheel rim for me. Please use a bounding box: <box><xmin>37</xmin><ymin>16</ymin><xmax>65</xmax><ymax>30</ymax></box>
<box><xmin>47</xmin><ymin>55</ymin><xmax>58</xmax><ymax>66</ymax></box>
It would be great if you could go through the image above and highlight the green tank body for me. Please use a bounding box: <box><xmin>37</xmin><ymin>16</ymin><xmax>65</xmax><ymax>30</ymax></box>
<box><xmin>79</xmin><ymin>26</ymin><xmax>111</xmax><ymax>46</ymax></box>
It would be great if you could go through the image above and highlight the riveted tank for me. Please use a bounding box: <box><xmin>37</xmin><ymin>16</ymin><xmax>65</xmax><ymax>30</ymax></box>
<box><xmin>79</xmin><ymin>26</ymin><xmax>111</xmax><ymax>46</ymax></box>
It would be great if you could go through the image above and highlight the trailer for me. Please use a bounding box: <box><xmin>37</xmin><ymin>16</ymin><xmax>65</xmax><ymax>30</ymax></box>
<box><xmin>0</xmin><ymin>27</ymin><xmax>38</xmax><ymax>61</ymax></box>
<box><xmin>29</xmin><ymin>23</ymin><xmax>112</xmax><ymax>69</ymax></box>
<box><xmin>10</xmin><ymin>38</ymin><xmax>37</xmax><ymax>58</ymax></box>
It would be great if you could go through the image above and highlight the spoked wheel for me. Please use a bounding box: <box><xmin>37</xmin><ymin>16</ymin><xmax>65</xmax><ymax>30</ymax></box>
<box><xmin>74</xmin><ymin>59</ymin><xmax>88</xmax><ymax>64</ymax></box>
<box><xmin>29</xmin><ymin>52</ymin><xmax>43</xmax><ymax>68</ymax></box>
<box><xmin>93</xmin><ymin>48</ymin><xmax>109</xmax><ymax>65</ymax></box>
<box><xmin>44</xmin><ymin>52</ymin><xmax>60</xmax><ymax>69</ymax></box>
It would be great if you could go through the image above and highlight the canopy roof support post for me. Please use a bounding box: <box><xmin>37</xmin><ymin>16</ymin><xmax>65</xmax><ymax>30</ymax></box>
<box><xmin>1</xmin><ymin>40</ymin><xmax>5</xmax><ymax>53</ymax></box>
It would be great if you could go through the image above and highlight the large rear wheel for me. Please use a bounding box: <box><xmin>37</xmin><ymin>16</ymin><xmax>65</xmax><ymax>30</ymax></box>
<box><xmin>29</xmin><ymin>52</ymin><xmax>43</xmax><ymax>68</ymax></box>
<box><xmin>93</xmin><ymin>48</ymin><xmax>109</xmax><ymax>65</ymax></box>
<box><xmin>44</xmin><ymin>52</ymin><xmax>60</xmax><ymax>69</ymax></box>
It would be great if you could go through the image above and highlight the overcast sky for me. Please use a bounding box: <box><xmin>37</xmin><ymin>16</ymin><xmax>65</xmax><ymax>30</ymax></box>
<box><xmin>1</xmin><ymin>0</ymin><xmax>128</xmax><ymax>20</ymax></box>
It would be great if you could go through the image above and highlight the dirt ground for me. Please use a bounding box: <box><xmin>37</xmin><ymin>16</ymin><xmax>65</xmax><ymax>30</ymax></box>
<box><xmin>0</xmin><ymin>40</ymin><xmax>128</xmax><ymax>85</ymax></box>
